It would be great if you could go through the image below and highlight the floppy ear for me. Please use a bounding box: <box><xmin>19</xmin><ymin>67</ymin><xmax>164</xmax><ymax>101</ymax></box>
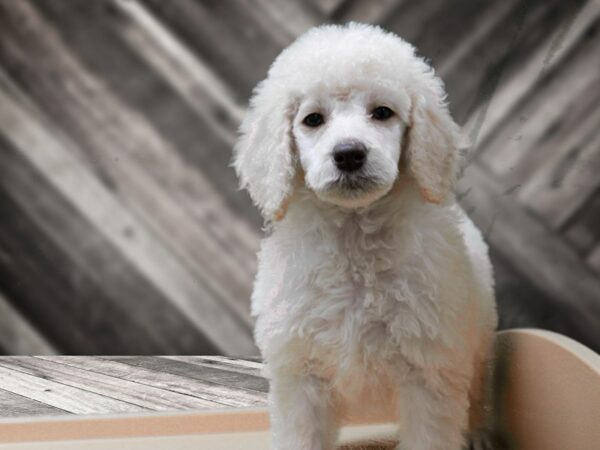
<box><xmin>233</xmin><ymin>80</ymin><xmax>298</xmax><ymax>221</ymax></box>
<box><xmin>404</xmin><ymin>75</ymin><xmax>461</xmax><ymax>204</ymax></box>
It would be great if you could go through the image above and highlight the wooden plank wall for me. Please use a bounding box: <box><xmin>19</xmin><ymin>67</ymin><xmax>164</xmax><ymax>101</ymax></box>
<box><xmin>0</xmin><ymin>0</ymin><xmax>598</xmax><ymax>355</ymax></box>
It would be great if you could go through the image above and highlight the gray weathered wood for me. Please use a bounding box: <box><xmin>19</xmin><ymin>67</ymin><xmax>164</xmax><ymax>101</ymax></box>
<box><xmin>0</xmin><ymin>1</ymin><xmax>260</xmax><ymax>349</ymax></box>
<box><xmin>459</xmin><ymin>163</ymin><xmax>600</xmax><ymax>346</ymax></box>
<box><xmin>0</xmin><ymin>0</ymin><xmax>598</xmax><ymax>355</ymax></box>
<box><xmin>106</xmin><ymin>357</ymin><xmax>269</xmax><ymax>393</ymax></box>
<box><xmin>0</xmin><ymin>388</ymin><xmax>69</xmax><ymax>418</ymax></box>
<box><xmin>0</xmin><ymin>364</ymin><xmax>147</xmax><ymax>414</ymax></box>
<box><xmin>160</xmin><ymin>356</ymin><xmax>263</xmax><ymax>377</ymax></box>
<box><xmin>0</xmin><ymin>293</ymin><xmax>57</xmax><ymax>355</ymax></box>
<box><xmin>0</xmin><ymin>357</ymin><xmax>224</xmax><ymax>411</ymax></box>
<box><xmin>35</xmin><ymin>356</ymin><xmax>266</xmax><ymax>408</ymax></box>
<box><xmin>0</xmin><ymin>89</ymin><xmax>218</xmax><ymax>354</ymax></box>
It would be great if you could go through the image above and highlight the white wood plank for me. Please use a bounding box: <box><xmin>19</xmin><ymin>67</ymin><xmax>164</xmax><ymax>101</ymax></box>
<box><xmin>0</xmin><ymin>388</ymin><xmax>69</xmax><ymax>417</ymax></box>
<box><xmin>159</xmin><ymin>356</ymin><xmax>262</xmax><ymax>377</ymax></box>
<box><xmin>0</xmin><ymin>364</ymin><xmax>146</xmax><ymax>414</ymax></box>
<box><xmin>0</xmin><ymin>357</ymin><xmax>223</xmax><ymax>411</ymax></box>
<box><xmin>35</xmin><ymin>357</ymin><xmax>266</xmax><ymax>408</ymax></box>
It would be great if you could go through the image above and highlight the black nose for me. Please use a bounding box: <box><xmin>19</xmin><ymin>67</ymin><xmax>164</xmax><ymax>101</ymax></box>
<box><xmin>332</xmin><ymin>141</ymin><xmax>367</xmax><ymax>172</ymax></box>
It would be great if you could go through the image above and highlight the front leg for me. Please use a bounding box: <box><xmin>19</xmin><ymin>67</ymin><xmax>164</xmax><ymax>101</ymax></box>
<box><xmin>269</xmin><ymin>372</ymin><xmax>338</xmax><ymax>450</ymax></box>
<box><xmin>396</xmin><ymin>368</ymin><xmax>471</xmax><ymax>450</ymax></box>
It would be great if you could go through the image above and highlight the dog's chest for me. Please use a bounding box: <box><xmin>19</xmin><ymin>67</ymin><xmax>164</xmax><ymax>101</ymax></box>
<box><xmin>298</xmin><ymin>218</ymin><xmax>438</xmax><ymax>367</ymax></box>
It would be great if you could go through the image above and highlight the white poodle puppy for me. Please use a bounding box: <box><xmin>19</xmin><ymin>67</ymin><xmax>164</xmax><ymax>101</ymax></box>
<box><xmin>234</xmin><ymin>22</ymin><xmax>498</xmax><ymax>450</ymax></box>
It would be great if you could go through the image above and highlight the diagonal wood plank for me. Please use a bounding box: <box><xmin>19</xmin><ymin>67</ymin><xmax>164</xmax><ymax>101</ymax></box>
<box><xmin>459</xmin><ymin>162</ymin><xmax>600</xmax><ymax>350</ymax></box>
<box><xmin>518</xmin><ymin>106</ymin><xmax>600</xmax><ymax>229</ymax></box>
<box><xmin>159</xmin><ymin>356</ymin><xmax>262</xmax><ymax>377</ymax></box>
<box><xmin>0</xmin><ymin>357</ymin><xmax>224</xmax><ymax>411</ymax></box>
<box><xmin>142</xmin><ymin>0</ymin><xmax>283</xmax><ymax>99</ymax></box>
<box><xmin>0</xmin><ymin>388</ymin><xmax>69</xmax><ymax>418</ymax></box>
<box><xmin>0</xmin><ymin>364</ymin><xmax>147</xmax><ymax>414</ymax></box>
<box><xmin>106</xmin><ymin>357</ymin><xmax>269</xmax><ymax>394</ymax></box>
<box><xmin>463</xmin><ymin>0</ymin><xmax>598</xmax><ymax>146</ymax></box>
<box><xmin>111</xmin><ymin>0</ymin><xmax>245</xmax><ymax>145</ymax></box>
<box><xmin>2</xmin><ymin>2</ymin><xmax>258</xmax><ymax>353</ymax></box>
<box><xmin>0</xmin><ymin>85</ymin><xmax>220</xmax><ymax>354</ymax></box>
<box><xmin>33</xmin><ymin>0</ymin><xmax>262</xmax><ymax>228</ymax></box>
<box><xmin>35</xmin><ymin>356</ymin><xmax>266</xmax><ymax>408</ymax></box>
<box><xmin>478</xmin><ymin>27</ymin><xmax>600</xmax><ymax>178</ymax></box>
<box><xmin>0</xmin><ymin>292</ymin><xmax>57</xmax><ymax>356</ymax></box>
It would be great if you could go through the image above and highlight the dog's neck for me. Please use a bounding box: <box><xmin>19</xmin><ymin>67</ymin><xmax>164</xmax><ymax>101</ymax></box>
<box><xmin>277</xmin><ymin>177</ymin><xmax>448</xmax><ymax>238</ymax></box>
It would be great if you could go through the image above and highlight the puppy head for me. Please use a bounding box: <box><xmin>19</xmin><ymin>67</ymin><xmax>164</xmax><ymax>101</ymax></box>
<box><xmin>233</xmin><ymin>23</ymin><xmax>460</xmax><ymax>221</ymax></box>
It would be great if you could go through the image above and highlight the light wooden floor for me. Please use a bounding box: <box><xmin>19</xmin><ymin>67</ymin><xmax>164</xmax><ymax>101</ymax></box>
<box><xmin>0</xmin><ymin>356</ymin><xmax>267</xmax><ymax>417</ymax></box>
<box><xmin>0</xmin><ymin>356</ymin><xmax>398</xmax><ymax>448</ymax></box>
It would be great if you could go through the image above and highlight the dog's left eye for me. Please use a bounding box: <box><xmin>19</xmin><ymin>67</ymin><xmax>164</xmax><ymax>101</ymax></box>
<box><xmin>371</xmin><ymin>106</ymin><xmax>394</xmax><ymax>121</ymax></box>
<box><xmin>302</xmin><ymin>113</ymin><xmax>325</xmax><ymax>127</ymax></box>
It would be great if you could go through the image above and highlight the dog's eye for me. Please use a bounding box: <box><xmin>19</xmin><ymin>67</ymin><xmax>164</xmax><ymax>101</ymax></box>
<box><xmin>302</xmin><ymin>113</ymin><xmax>325</xmax><ymax>127</ymax></box>
<box><xmin>371</xmin><ymin>106</ymin><xmax>394</xmax><ymax>121</ymax></box>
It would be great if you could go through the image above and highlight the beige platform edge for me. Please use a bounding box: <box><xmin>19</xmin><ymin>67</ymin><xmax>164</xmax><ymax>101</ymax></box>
<box><xmin>0</xmin><ymin>328</ymin><xmax>598</xmax><ymax>450</ymax></box>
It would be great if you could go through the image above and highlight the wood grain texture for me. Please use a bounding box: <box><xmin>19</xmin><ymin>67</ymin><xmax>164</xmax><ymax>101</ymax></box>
<box><xmin>0</xmin><ymin>0</ymin><xmax>597</xmax><ymax>354</ymax></box>
<box><xmin>0</xmin><ymin>293</ymin><xmax>57</xmax><ymax>356</ymax></box>
<box><xmin>0</xmin><ymin>356</ymin><xmax>267</xmax><ymax>417</ymax></box>
<box><xmin>106</xmin><ymin>356</ymin><xmax>269</xmax><ymax>393</ymax></box>
<box><xmin>35</xmin><ymin>356</ymin><xmax>267</xmax><ymax>408</ymax></box>
<box><xmin>0</xmin><ymin>363</ymin><xmax>147</xmax><ymax>414</ymax></box>
<box><xmin>0</xmin><ymin>388</ymin><xmax>69</xmax><ymax>418</ymax></box>
<box><xmin>160</xmin><ymin>356</ymin><xmax>263</xmax><ymax>377</ymax></box>
<box><xmin>459</xmin><ymin>163</ymin><xmax>600</xmax><ymax>347</ymax></box>
<box><xmin>0</xmin><ymin>357</ymin><xmax>224</xmax><ymax>411</ymax></box>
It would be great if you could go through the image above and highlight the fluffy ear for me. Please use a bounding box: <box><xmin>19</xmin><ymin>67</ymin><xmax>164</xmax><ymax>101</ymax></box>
<box><xmin>404</xmin><ymin>75</ymin><xmax>461</xmax><ymax>204</ymax></box>
<box><xmin>233</xmin><ymin>80</ymin><xmax>298</xmax><ymax>221</ymax></box>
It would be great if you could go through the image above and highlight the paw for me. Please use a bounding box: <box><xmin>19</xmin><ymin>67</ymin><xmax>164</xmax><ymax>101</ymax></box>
<box><xmin>467</xmin><ymin>431</ymin><xmax>494</xmax><ymax>450</ymax></box>
<box><xmin>466</xmin><ymin>429</ymin><xmax>510</xmax><ymax>450</ymax></box>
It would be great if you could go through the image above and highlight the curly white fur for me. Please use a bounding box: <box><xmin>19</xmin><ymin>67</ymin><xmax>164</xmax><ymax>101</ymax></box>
<box><xmin>234</xmin><ymin>23</ymin><xmax>498</xmax><ymax>450</ymax></box>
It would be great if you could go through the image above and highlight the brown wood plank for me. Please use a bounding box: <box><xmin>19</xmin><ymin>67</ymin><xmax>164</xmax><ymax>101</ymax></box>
<box><xmin>35</xmin><ymin>357</ymin><xmax>266</xmax><ymax>408</ymax></box>
<box><xmin>0</xmin><ymin>363</ymin><xmax>147</xmax><ymax>414</ymax></box>
<box><xmin>106</xmin><ymin>357</ymin><xmax>269</xmax><ymax>394</ymax></box>
<box><xmin>459</xmin><ymin>162</ymin><xmax>600</xmax><ymax>351</ymax></box>
<box><xmin>0</xmin><ymin>292</ymin><xmax>57</xmax><ymax>355</ymax></box>
<box><xmin>0</xmin><ymin>0</ymin><xmax>258</xmax><ymax>354</ymax></box>
<box><xmin>0</xmin><ymin>357</ymin><xmax>223</xmax><ymax>411</ymax></box>
<box><xmin>0</xmin><ymin>388</ymin><xmax>69</xmax><ymax>418</ymax></box>
<box><xmin>159</xmin><ymin>356</ymin><xmax>262</xmax><ymax>377</ymax></box>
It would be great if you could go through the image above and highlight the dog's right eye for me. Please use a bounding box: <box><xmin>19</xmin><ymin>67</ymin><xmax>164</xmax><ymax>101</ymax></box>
<box><xmin>302</xmin><ymin>113</ymin><xmax>324</xmax><ymax>127</ymax></box>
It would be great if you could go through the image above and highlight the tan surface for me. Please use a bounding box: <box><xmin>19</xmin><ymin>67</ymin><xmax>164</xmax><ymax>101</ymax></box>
<box><xmin>495</xmin><ymin>329</ymin><xmax>600</xmax><ymax>450</ymax></box>
<box><xmin>0</xmin><ymin>329</ymin><xmax>598</xmax><ymax>449</ymax></box>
